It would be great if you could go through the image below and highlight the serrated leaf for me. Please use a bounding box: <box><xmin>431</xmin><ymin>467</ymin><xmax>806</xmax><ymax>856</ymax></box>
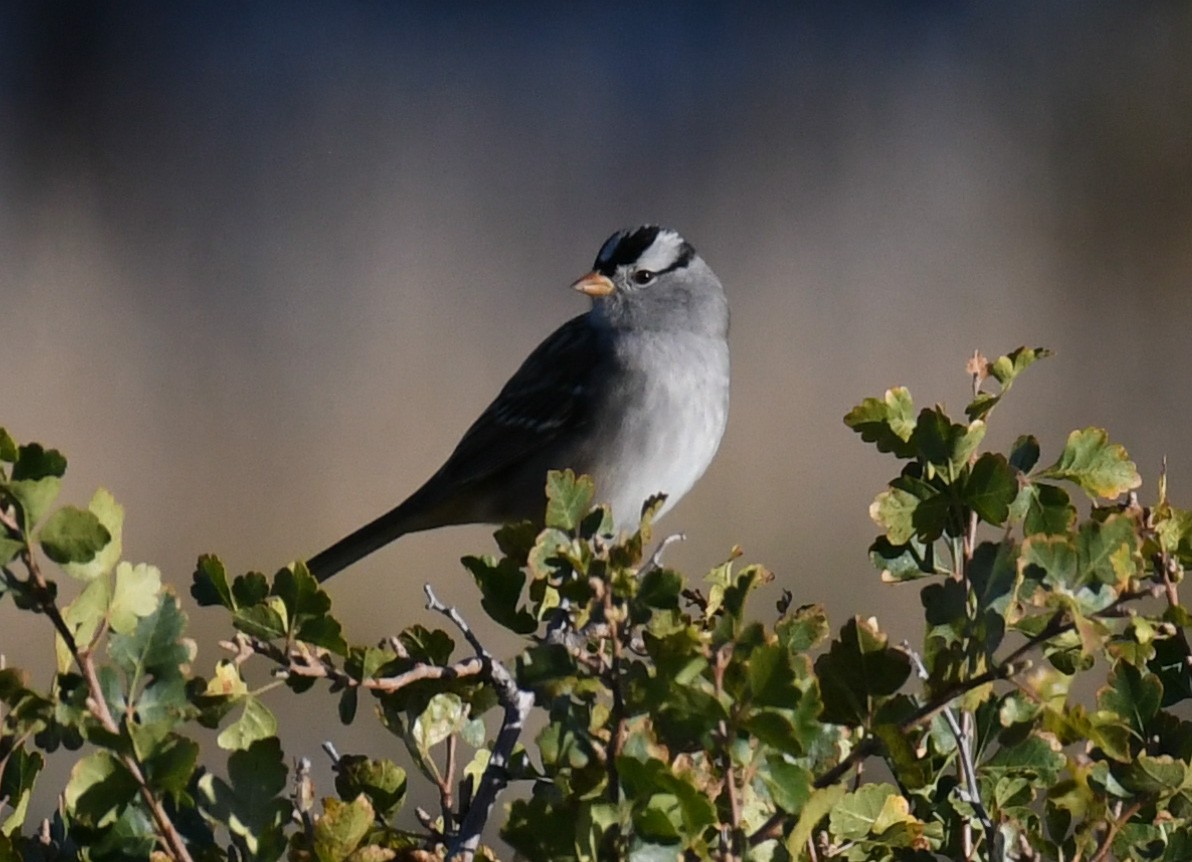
<box><xmin>1076</xmin><ymin>514</ymin><xmax>1142</xmax><ymax>587</ymax></box>
<box><xmin>776</xmin><ymin>603</ymin><xmax>831</xmax><ymax>653</ymax></box>
<box><xmin>1019</xmin><ymin>483</ymin><xmax>1076</xmax><ymax>536</ymax></box>
<box><xmin>990</xmin><ymin>346</ymin><xmax>1052</xmax><ymax>385</ymax></box>
<box><xmin>462</xmin><ymin>555</ymin><xmax>537</xmax><ymax>634</ymax></box>
<box><xmin>197</xmin><ymin>738</ymin><xmax>290</xmax><ymax>859</ymax></box>
<box><xmin>830</xmin><ymin>783</ymin><xmax>903</xmax><ymax>840</ymax></box>
<box><xmin>38</xmin><ymin>505</ymin><xmax>111</xmax><ymax>565</ymax></box>
<box><xmin>313</xmin><ymin>796</ymin><xmax>373</xmax><ymax>862</ymax></box>
<box><xmin>109</xmin><ymin>562</ymin><xmax>162</xmax><ymax>634</ymax></box>
<box><xmin>787</xmin><ymin>783</ymin><xmax>846</xmax><ymax>855</ymax></box>
<box><xmin>910</xmin><ymin>408</ymin><xmax>985</xmax><ymax>471</ymax></box>
<box><xmin>870</xmin><ymin>487</ymin><xmax>918</xmax><ymax>546</ymax></box>
<box><xmin>334</xmin><ymin>756</ymin><xmax>407</xmax><ymax>818</ymax></box>
<box><xmin>218</xmin><ymin>696</ymin><xmax>278</xmax><ymax>751</ymax></box>
<box><xmin>0</xmin><ymin>747</ymin><xmax>43</xmax><ymax>836</ymax></box>
<box><xmin>64</xmin><ymin>751</ymin><xmax>139</xmax><ymax>828</ymax></box>
<box><xmin>844</xmin><ymin>387</ymin><xmax>916</xmax><ymax>457</ymax></box>
<box><xmin>59</xmin><ymin>574</ymin><xmax>112</xmax><ymax>672</ymax></box>
<box><xmin>7</xmin><ymin>444</ymin><xmax>67</xmax><ymax>531</ymax></box>
<box><xmin>964</xmin><ymin>453</ymin><xmax>1017</xmax><ymax>526</ymax></box>
<box><xmin>869</xmin><ymin>535</ymin><xmax>934</xmax><ymax>582</ymax></box>
<box><xmin>544</xmin><ymin>469</ymin><xmax>595</xmax><ymax>531</ymax></box>
<box><xmin>815</xmin><ymin>618</ymin><xmax>911</xmax><ymax>726</ymax></box>
<box><xmin>748</xmin><ymin>643</ymin><xmax>801</xmax><ymax>707</ymax></box>
<box><xmin>1097</xmin><ymin>662</ymin><xmax>1161</xmax><ymax>738</ymax></box>
<box><xmin>191</xmin><ymin>554</ymin><xmax>234</xmax><ymax>607</ymax></box>
<box><xmin>1040</xmin><ymin>427</ymin><xmax>1141</xmax><ymax>499</ymax></box>
<box><xmin>108</xmin><ymin>593</ymin><xmax>189</xmax><ymax>678</ymax></box>
<box><xmin>63</xmin><ymin>488</ymin><xmax>124</xmax><ymax>581</ymax></box>
<box><xmin>143</xmin><ymin>734</ymin><xmax>199</xmax><ymax>801</ymax></box>
<box><xmin>412</xmin><ymin>692</ymin><xmax>468</xmax><ymax>755</ymax></box>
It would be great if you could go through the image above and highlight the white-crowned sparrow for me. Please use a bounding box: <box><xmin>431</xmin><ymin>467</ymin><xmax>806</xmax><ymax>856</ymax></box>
<box><xmin>307</xmin><ymin>226</ymin><xmax>730</xmax><ymax>582</ymax></box>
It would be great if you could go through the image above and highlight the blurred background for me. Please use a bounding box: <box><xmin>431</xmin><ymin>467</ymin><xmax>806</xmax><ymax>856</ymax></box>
<box><xmin>2</xmin><ymin>0</ymin><xmax>1191</xmax><ymax>830</ymax></box>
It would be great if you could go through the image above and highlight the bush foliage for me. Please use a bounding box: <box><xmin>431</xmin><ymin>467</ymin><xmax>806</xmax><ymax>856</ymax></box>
<box><xmin>3</xmin><ymin>347</ymin><xmax>1192</xmax><ymax>861</ymax></box>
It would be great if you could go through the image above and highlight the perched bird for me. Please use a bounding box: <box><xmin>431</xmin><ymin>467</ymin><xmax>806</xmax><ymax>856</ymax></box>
<box><xmin>307</xmin><ymin>226</ymin><xmax>730</xmax><ymax>582</ymax></box>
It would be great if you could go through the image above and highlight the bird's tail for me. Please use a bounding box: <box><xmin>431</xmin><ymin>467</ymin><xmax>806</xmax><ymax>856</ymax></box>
<box><xmin>306</xmin><ymin>502</ymin><xmax>415</xmax><ymax>582</ymax></box>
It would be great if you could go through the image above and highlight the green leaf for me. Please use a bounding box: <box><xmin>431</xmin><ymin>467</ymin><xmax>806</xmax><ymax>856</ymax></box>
<box><xmin>10</xmin><ymin>443</ymin><xmax>66</xmax><ymax>482</ymax></box>
<box><xmin>462</xmin><ymin>555</ymin><xmax>537</xmax><ymax>634</ymax></box>
<box><xmin>0</xmin><ymin>747</ymin><xmax>43</xmax><ymax>836</ymax></box>
<box><xmin>0</xmin><ymin>428</ymin><xmax>16</xmax><ymax>463</ymax></box>
<box><xmin>411</xmin><ymin>692</ymin><xmax>468</xmax><ymax>756</ymax></box>
<box><xmin>969</xmin><ymin>540</ymin><xmax>1019</xmax><ymax>618</ymax></box>
<box><xmin>830</xmin><ymin>783</ymin><xmax>903</xmax><ymax>840</ymax></box>
<box><xmin>38</xmin><ymin>505</ymin><xmax>111</xmax><ymax>565</ymax></box>
<box><xmin>63</xmin><ymin>488</ymin><xmax>124</xmax><ymax>581</ymax></box>
<box><xmin>1039</xmin><ymin>427</ymin><xmax>1141</xmax><ymax>499</ymax></box>
<box><xmin>815</xmin><ymin>618</ymin><xmax>911</xmax><ymax>726</ymax></box>
<box><xmin>218</xmin><ymin>695</ymin><xmax>278</xmax><ymax>751</ymax></box>
<box><xmin>910</xmin><ymin>408</ymin><xmax>985</xmax><ymax>471</ymax></box>
<box><xmin>761</xmin><ymin>757</ymin><xmax>813</xmax><ymax>815</ymax></box>
<box><xmin>1075</xmin><ymin>514</ymin><xmax>1142</xmax><ymax>587</ymax></box>
<box><xmin>1009</xmin><ymin>434</ymin><xmax>1041</xmax><ymax>473</ymax></box>
<box><xmin>545</xmin><ymin>469</ymin><xmax>595</xmax><ymax>531</ymax></box>
<box><xmin>963</xmin><ymin>453</ymin><xmax>1017</xmax><ymax>526</ymax></box>
<box><xmin>1021</xmin><ymin>534</ymin><xmax>1078</xmax><ymax>592</ymax></box>
<box><xmin>108</xmin><ymin>592</ymin><xmax>189</xmax><ymax>679</ymax></box>
<box><xmin>108</xmin><ymin>562</ymin><xmax>162</xmax><ymax>634</ymax></box>
<box><xmin>198</xmin><ymin>738</ymin><xmax>291</xmax><ymax>861</ymax></box>
<box><xmin>844</xmin><ymin>387</ymin><xmax>916</xmax><ymax>458</ymax></box>
<box><xmin>748</xmin><ymin>643</ymin><xmax>801</xmax><ymax>707</ymax></box>
<box><xmin>989</xmin><ymin>346</ymin><xmax>1052</xmax><ymax>386</ymax></box>
<box><xmin>868</xmin><ymin>535</ymin><xmax>934</xmax><ymax>582</ymax></box>
<box><xmin>63</xmin><ymin>751</ymin><xmax>139</xmax><ymax>828</ymax></box>
<box><xmin>142</xmin><ymin>733</ymin><xmax>199</xmax><ymax>802</ymax></box>
<box><xmin>870</xmin><ymin>487</ymin><xmax>919</xmax><ymax>546</ymax></box>
<box><xmin>333</xmin><ymin>756</ymin><xmax>407</xmax><ymax>818</ymax></box>
<box><xmin>786</xmin><ymin>783</ymin><xmax>846</xmax><ymax>856</ymax></box>
<box><xmin>1113</xmin><ymin>754</ymin><xmax>1187</xmax><ymax>796</ymax></box>
<box><xmin>636</xmin><ymin>567</ymin><xmax>682</xmax><ymax>611</ymax></box>
<box><xmin>59</xmin><ymin>575</ymin><xmax>113</xmax><ymax>671</ymax></box>
<box><xmin>1020</xmin><ymin>483</ymin><xmax>1076</xmax><ymax>536</ymax></box>
<box><xmin>6</xmin><ymin>443</ymin><xmax>67</xmax><ymax>531</ymax></box>
<box><xmin>191</xmin><ymin>554</ymin><xmax>234</xmax><ymax>607</ymax></box>
<box><xmin>776</xmin><ymin>603</ymin><xmax>831</xmax><ymax>653</ymax></box>
<box><xmin>313</xmin><ymin>796</ymin><xmax>373</xmax><ymax>862</ymax></box>
<box><xmin>1097</xmin><ymin>661</ymin><xmax>1162</xmax><ymax>739</ymax></box>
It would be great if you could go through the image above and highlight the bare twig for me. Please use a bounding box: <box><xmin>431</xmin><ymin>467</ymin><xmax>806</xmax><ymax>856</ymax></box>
<box><xmin>713</xmin><ymin>644</ymin><xmax>742</xmax><ymax>862</ymax></box>
<box><xmin>17</xmin><ymin>550</ymin><xmax>195</xmax><ymax>862</ymax></box>
<box><xmin>903</xmin><ymin>643</ymin><xmax>996</xmax><ymax>857</ymax></box>
<box><xmin>424</xmin><ymin>585</ymin><xmax>534</xmax><ymax>862</ymax></box>
<box><xmin>641</xmin><ymin>532</ymin><xmax>685</xmax><ymax>574</ymax></box>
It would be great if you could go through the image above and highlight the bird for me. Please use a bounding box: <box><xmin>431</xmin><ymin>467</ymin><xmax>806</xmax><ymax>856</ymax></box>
<box><xmin>307</xmin><ymin>225</ymin><xmax>730</xmax><ymax>582</ymax></box>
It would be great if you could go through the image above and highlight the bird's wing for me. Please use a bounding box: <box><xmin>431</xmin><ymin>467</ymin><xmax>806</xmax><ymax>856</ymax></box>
<box><xmin>429</xmin><ymin>314</ymin><xmax>602</xmax><ymax>489</ymax></box>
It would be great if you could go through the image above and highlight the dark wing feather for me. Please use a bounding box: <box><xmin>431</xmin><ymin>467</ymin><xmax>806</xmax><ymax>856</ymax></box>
<box><xmin>428</xmin><ymin>314</ymin><xmax>601</xmax><ymax>489</ymax></box>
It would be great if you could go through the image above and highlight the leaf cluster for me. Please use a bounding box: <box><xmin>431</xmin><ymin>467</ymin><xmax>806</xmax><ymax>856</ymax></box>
<box><xmin>3</xmin><ymin>346</ymin><xmax>1192</xmax><ymax>862</ymax></box>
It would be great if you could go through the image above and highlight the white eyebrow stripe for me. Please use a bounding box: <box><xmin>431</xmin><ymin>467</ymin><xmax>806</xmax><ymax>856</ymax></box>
<box><xmin>634</xmin><ymin>230</ymin><xmax>685</xmax><ymax>271</ymax></box>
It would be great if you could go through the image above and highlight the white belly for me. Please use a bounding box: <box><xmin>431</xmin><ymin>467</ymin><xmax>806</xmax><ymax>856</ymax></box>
<box><xmin>592</xmin><ymin>332</ymin><xmax>729</xmax><ymax>532</ymax></box>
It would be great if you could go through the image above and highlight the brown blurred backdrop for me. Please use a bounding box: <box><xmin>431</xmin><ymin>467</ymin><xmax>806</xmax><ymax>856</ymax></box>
<box><xmin>2</xmin><ymin>0</ymin><xmax>1191</xmax><ymax>828</ymax></box>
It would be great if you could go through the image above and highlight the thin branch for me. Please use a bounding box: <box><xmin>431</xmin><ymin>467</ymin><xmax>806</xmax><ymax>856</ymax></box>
<box><xmin>903</xmin><ymin>644</ymin><xmax>996</xmax><ymax>856</ymax></box>
<box><xmin>424</xmin><ymin>585</ymin><xmax>534</xmax><ymax>862</ymax></box>
<box><xmin>18</xmin><ymin>550</ymin><xmax>195</xmax><ymax>862</ymax></box>
<box><xmin>226</xmin><ymin>633</ymin><xmax>484</xmax><ymax>693</ymax></box>
<box><xmin>748</xmin><ymin>588</ymin><xmax>1153</xmax><ymax>848</ymax></box>
<box><xmin>1089</xmin><ymin>801</ymin><xmax>1142</xmax><ymax>862</ymax></box>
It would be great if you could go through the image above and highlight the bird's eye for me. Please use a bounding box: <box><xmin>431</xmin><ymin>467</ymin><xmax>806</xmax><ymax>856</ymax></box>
<box><xmin>632</xmin><ymin>269</ymin><xmax>656</xmax><ymax>285</ymax></box>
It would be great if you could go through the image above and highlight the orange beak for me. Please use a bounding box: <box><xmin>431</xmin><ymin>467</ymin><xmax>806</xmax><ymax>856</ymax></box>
<box><xmin>571</xmin><ymin>271</ymin><xmax>616</xmax><ymax>297</ymax></box>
